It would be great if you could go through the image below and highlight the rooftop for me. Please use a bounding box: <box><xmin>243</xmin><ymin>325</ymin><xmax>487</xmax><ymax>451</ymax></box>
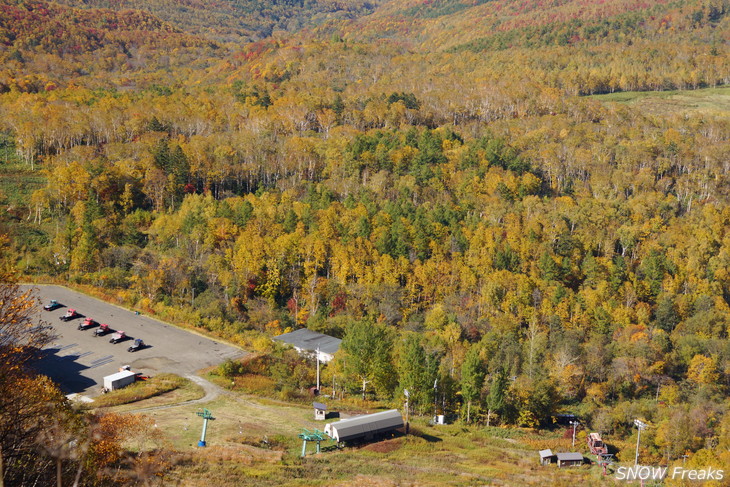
<box><xmin>556</xmin><ymin>452</ymin><xmax>584</xmax><ymax>462</ymax></box>
<box><xmin>539</xmin><ymin>449</ymin><xmax>554</xmax><ymax>458</ymax></box>
<box><xmin>274</xmin><ymin>329</ymin><xmax>341</xmax><ymax>356</ymax></box>
<box><xmin>104</xmin><ymin>370</ymin><xmax>136</xmax><ymax>381</ymax></box>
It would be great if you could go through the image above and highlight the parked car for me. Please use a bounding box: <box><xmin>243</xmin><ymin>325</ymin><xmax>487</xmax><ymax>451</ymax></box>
<box><xmin>94</xmin><ymin>323</ymin><xmax>111</xmax><ymax>336</ymax></box>
<box><xmin>127</xmin><ymin>338</ymin><xmax>146</xmax><ymax>352</ymax></box>
<box><xmin>60</xmin><ymin>309</ymin><xmax>80</xmax><ymax>321</ymax></box>
<box><xmin>43</xmin><ymin>299</ymin><xmax>63</xmax><ymax>311</ymax></box>
<box><xmin>109</xmin><ymin>331</ymin><xmax>127</xmax><ymax>344</ymax></box>
<box><xmin>77</xmin><ymin>317</ymin><xmax>98</xmax><ymax>330</ymax></box>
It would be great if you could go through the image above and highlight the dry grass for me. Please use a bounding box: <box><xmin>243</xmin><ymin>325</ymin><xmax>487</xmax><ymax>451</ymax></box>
<box><xmin>234</xmin><ymin>374</ymin><xmax>277</xmax><ymax>395</ymax></box>
<box><xmin>362</xmin><ymin>438</ymin><xmax>404</xmax><ymax>454</ymax></box>
<box><xmin>90</xmin><ymin>373</ymin><xmax>192</xmax><ymax>408</ymax></box>
<box><xmin>85</xmin><ymin>373</ymin><xmax>628</xmax><ymax>486</ymax></box>
<box><xmin>592</xmin><ymin>86</ymin><xmax>730</xmax><ymax>117</ymax></box>
<box><xmin>158</xmin><ymin>407</ymin><xmax>629</xmax><ymax>486</ymax></box>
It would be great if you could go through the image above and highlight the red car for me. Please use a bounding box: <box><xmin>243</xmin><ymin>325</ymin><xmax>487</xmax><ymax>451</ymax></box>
<box><xmin>60</xmin><ymin>309</ymin><xmax>80</xmax><ymax>321</ymax></box>
<box><xmin>109</xmin><ymin>331</ymin><xmax>127</xmax><ymax>344</ymax></box>
<box><xmin>78</xmin><ymin>317</ymin><xmax>98</xmax><ymax>330</ymax></box>
<box><xmin>94</xmin><ymin>324</ymin><xmax>111</xmax><ymax>336</ymax></box>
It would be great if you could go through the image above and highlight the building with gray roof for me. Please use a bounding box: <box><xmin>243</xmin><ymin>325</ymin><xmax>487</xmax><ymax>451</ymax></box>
<box><xmin>556</xmin><ymin>452</ymin><xmax>584</xmax><ymax>468</ymax></box>
<box><xmin>324</xmin><ymin>409</ymin><xmax>403</xmax><ymax>443</ymax></box>
<box><xmin>539</xmin><ymin>449</ymin><xmax>555</xmax><ymax>465</ymax></box>
<box><xmin>273</xmin><ymin>328</ymin><xmax>341</xmax><ymax>362</ymax></box>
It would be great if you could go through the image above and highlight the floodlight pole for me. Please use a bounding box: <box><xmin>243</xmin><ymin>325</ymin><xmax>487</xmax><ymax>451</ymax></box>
<box><xmin>404</xmin><ymin>389</ymin><xmax>410</xmax><ymax>436</ymax></box>
<box><xmin>570</xmin><ymin>420</ymin><xmax>579</xmax><ymax>448</ymax></box>
<box><xmin>433</xmin><ymin>378</ymin><xmax>438</xmax><ymax>418</ymax></box>
<box><xmin>634</xmin><ymin>419</ymin><xmax>647</xmax><ymax>466</ymax></box>
<box><xmin>316</xmin><ymin>345</ymin><xmax>320</xmax><ymax>392</ymax></box>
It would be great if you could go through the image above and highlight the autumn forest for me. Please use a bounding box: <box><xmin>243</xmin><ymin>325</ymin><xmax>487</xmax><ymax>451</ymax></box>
<box><xmin>2</xmin><ymin>0</ymin><xmax>730</xmax><ymax>484</ymax></box>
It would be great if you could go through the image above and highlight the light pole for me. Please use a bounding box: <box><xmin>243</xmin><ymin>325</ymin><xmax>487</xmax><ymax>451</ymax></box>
<box><xmin>433</xmin><ymin>378</ymin><xmax>438</xmax><ymax>419</ymax></box>
<box><xmin>316</xmin><ymin>345</ymin><xmax>320</xmax><ymax>393</ymax></box>
<box><xmin>570</xmin><ymin>420</ymin><xmax>580</xmax><ymax>448</ymax></box>
<box><xmin>404</xmin><ymin>389</ymin><xmax>410</xmax><ymax>436</ymax></box>
<box><xmin>634</xmin><ymin>419</ymin><xmax>648</xmax><ymax>466</ymax></box>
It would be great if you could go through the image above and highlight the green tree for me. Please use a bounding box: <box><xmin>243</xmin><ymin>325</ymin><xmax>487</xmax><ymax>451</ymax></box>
<box><xmin>338</xmin><ymin>320</ymin><xmax>395</xmax><ymax>399</ymax></box>
<box><xmin>398</xmin><ymin>334</ymin><xmax>439</xmax><ymax>416</ymax></box>
<box><xmin>539</xmin><ymin>251</ymin><xmax>560</xmax><ymax>281</ymax></box>
<box><xmin>485</xmin><ymin>368</ymin><xmax>507</xmax><ymax>427</ymax></box>
<box><xmin>655</xmin><ymin>295</ymin><xmax>680</xmax><ymax>333</ymax></box>
<box><xmin>461</xmin><ymin>345</ymin><xmax>485</xmax><ymax>423</ymax></box>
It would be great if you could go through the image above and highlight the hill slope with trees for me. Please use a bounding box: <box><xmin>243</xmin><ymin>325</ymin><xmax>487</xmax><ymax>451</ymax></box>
<box><xmin>1</xmin><ymin>0</ymin><xmax>730</xmax><ymax>481</ymax></box>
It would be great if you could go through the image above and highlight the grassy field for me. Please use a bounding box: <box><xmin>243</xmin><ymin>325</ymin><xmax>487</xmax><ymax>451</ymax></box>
<box><xmin>91</xmin><ymin>373</ymin><xmax>204</xmax><ymax>409</ymax></box>
<box><xmin>108</xmin><ymin>378</ymin><xmax>625</xmax><ymax>486</ymax></box>
<box><xmin>0</xmin><ymin>134</ymin><xmax>44</xmax><ymax>209</ymax></box>
<box><xmin>160</xmin><ymin>416</ymin><xmax>622</xmax><ymax>486</ymax></box>
<box><xmin>0</xmin><ymin>144</ymin><xmax>50</xmax><ymax>265</ymax></box>
<box><xmin>591</xmin><ymin>86</ymin><xmax>730</xmax><ymax>117</ymax></box>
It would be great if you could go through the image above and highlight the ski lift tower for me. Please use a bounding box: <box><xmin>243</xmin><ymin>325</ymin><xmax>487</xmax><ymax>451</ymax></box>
<box><xmin>597</xmin><ymin>453</ymin><xmax>615</xmax><ymax>475</ymax></box>
<box><xmin>298</xmin><ymin>428</ymin><xmax>328</xmax><ymax>457</ymax></box>
<box><xmin>196</xmin><ymin>408</ymin><xmax>215</xmax><ymax>447</ymax></box>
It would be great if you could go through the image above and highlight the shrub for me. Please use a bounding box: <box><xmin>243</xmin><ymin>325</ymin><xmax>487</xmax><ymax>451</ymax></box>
<box><xmin>218</xmin><ymin>358</ymin><xmax>245</xmax><ymax>378</ymax></box>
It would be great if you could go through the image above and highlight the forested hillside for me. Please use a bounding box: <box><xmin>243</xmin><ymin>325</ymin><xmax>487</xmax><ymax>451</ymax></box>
<box><xmin>55</xmin><ymin>0</ymin><xmax>379</xmax><ymax>42</ymax></box>
<box><xmin>2</xmin><ymin>0</ymin><xmax>730</xmax><ymax>479</ymax></box>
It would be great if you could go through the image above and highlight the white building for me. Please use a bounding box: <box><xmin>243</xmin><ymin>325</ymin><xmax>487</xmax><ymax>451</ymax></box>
<box><xmin>273</xmin><ymin>328</ymin><xmax>341</xmax><ymax>363</ymax></box>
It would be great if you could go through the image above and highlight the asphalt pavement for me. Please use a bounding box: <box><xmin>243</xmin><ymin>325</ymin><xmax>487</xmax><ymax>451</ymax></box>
<box><xmin>23</xmin><ymin>284</ymin><xmax>245</xmax><ymax>397</ymax></box>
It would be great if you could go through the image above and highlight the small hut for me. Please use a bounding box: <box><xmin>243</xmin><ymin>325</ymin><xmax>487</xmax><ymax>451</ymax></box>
<box><xmin>314</xmin><ymin>402</ymin><xmax>327</xmax><ymax>420</ymax></box>
<box><xmin>556</xmin><ymin>452</ymin><xmax>584</xmax><ymax>468</ymax></box>
<box><xmin>539</xmin><ymin>449</ymin><xmax>555</xmax><ymax>466</ymax></box>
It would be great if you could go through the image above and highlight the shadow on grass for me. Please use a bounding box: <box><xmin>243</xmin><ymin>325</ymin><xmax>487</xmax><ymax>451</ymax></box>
<box><xmin>401</xmin><ymin>427</ymin><xmax>442</xmax><ymax>443</ymax></box>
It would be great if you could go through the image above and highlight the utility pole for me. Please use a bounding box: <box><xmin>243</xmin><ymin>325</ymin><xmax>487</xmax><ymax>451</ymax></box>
<box><xmin>634</xmin><ymin>419</ymin><xmax>648</xmax><ymax>466</ymax></box>
<box><xmin>316</xmin><ymin>345</ymin><xmax>320</xmax><ymax>393</ymax></box>
<box><xmin>404</xmin><ymin>389</ymin><xmax>410</xmax><ymax>436</ymax></box>
<box><xmin>433</xmin><ymin>378</ymin><xmax>438</xmax><ymax>419</ymax></box>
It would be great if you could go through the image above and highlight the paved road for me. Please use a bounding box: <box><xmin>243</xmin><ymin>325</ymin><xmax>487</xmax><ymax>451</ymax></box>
<box><xmin>23</xmin><ymin>284</ymin><xmax>245</xmax><ymax>398</ymax></box>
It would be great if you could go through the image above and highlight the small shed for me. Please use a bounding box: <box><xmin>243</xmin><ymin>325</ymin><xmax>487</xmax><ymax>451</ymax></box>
<box><xmin>103</xmin><ymin>370</ymin><xmax>136</xmax><ymax>391</ymax></box>
<box><xmin>314</xmin><ymin>402</ymin><xmax>327</xmax><ymax>420</ymax></box>
<box><xmin>556</xmin><ymin>452</ymin><xmax>584</xmax><ymax>468</ymax></box>
<box><xmin>539</xmin><ymin>449</ymin><xmax>555</xmax><ymax>466</ymax></box>
<box><xmin>324</xmin><ymin>409</ymin><xmax>403</xmax><ymax>443</ymax></box>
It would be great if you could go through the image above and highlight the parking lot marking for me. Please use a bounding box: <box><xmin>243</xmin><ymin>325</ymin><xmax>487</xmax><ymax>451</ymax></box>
<box><xmin>89</xmin><ymin>358</ymin><xmax>115</xmax><ymax>369</ymax></box>
<box><xmin>26</xmin><ymin>285</ymin><xmax>246</xmax><ymax>396</ymax></box>
<box><xmin>91</xmin><ymin>355</ymin><xmax>114</xmax><ymax>365</ymax></box>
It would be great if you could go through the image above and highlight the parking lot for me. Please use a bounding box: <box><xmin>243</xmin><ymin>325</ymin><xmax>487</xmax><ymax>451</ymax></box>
<box><xmin>24</xmin><ymin>284</ymin><xmax>245</xmax><ymax>398</ymax></box>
